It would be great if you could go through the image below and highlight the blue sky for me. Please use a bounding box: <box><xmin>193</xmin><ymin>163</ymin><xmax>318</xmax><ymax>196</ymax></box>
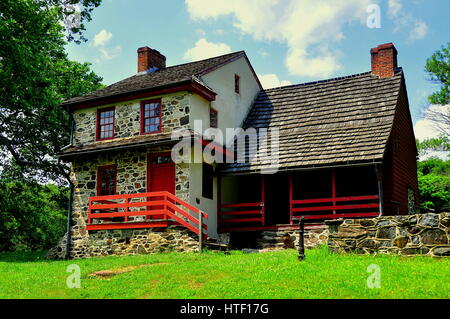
<box><xmin>66</xmin><ymin>0</ymin><xmax>450</xmax><ymax>140</ymax></box>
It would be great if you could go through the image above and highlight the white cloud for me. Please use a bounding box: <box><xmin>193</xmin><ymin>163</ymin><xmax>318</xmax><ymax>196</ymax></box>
<box><xmin>414</xmin><ymin>104</ymin><xmax>450</xmax><ymax>140</ymax></box>
<box><xmin>410</xmin><ymin>20</ymin><xmax>428</xmax><ymax>41</ymax></box>
<box><xmin>388</xmin><ymin>0</ymin><xmax>402</xmax><ymax>17</ymax></box>
<box><xmin>183</xmin><ymin>38</ymin><xmax>231</xmax><ymax>61</ymax></box>
<box><xmin>93</xmin><ymin>29</ymin><xmax>113</xmax><ymax>47</ymax></box>
<box><xmin>387</xmin><ymin>1</ymin><xmax>428</xmax><ymax>41</ymax></box>
<box><xmin>257</xmin><ymin>73</ymin><xmax>292</xmax><ymax>89</ymax></box>
<box><xmin>95</xmin><ymin>45</ymin><xmax>122</xmax><ymax>63</ymax></box>
<box><xmin>258</xmin><ymin>48</ymin><xmax>269</xmax><ymax>57</ymax></box>
<box><xmin>185</xmin><ymin>0</ymin><xmax>373</xmax><ymax>78</ymax></box>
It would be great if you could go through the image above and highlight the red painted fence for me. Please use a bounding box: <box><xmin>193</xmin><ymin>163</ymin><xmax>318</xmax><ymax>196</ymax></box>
<box><xmin>218</xmin><ymin>202</ymin><xmax>264</xmax><ymax>232</ymax></box>
<box><xmin>87</xmin><ymin>191</ymin><xmax>208</xmax><ymax>239</ymax></box>
<box><xmin>290</xmin><ymin>195</ymin><xmax>380</xmax><ymax>222</ymax></box>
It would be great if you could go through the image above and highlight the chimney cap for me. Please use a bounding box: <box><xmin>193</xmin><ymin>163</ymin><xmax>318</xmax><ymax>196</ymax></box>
<box><xmin>370</xmin><ymin>42</ymin><xmax>397</xmax><ymax>54</ymax></box>
<box><xmin>137</xmin><ymin>46</ymin><xmax>165</xmax><ymax>59</ymax></box>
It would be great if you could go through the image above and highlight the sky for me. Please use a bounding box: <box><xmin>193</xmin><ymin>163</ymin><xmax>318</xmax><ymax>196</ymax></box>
<box><xmin>66</xmin><ymin>0</ymin><xmax>450</xmax><ymax>142</ymax></box>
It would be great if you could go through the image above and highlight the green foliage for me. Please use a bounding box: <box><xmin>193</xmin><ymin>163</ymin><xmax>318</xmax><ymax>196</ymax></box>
<box><xmin>417</xmin><ymin>158</ymin><xmax>450</xmax><ymax>212</ymax></box>
<box><xmin>0</xmin><ymin>247</ymin><xmax>448</xmax><ymax>298</ymax></box>
<box><xmin>425</xmin><ymin>42</ymin><xmax>450</xmax><ymax>105</ymax></box>
<box><xmin>416</xmin><ymin>136</ymin><xmax>450</xmax><ymax>156</ymax></box>
<box><xmin>0</xmin><ymin>180</ymin><xmax>68</xmax><ymax>251</ymax></box>
<box><xmin>0</xmin><ymin>0</ymin><xmax>103</xmax><ymax>183</ymax></box>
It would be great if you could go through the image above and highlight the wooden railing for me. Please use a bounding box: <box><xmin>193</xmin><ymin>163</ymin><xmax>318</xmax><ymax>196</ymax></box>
<box><xmin>218</xmin><ymin>202</ymin><xmax>264</xmax><ymax>232</ymax></box>
<box><xmin>290</xmin><ymin>195</ymin><xmax>380</xmax><ymax>222</ymax></box>
<box><xmin>87</xmin><ymin>191</ymin><xmax>208</xmax><ymax>239</ymax></box>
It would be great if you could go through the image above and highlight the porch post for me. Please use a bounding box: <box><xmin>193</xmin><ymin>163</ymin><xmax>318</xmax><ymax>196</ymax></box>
<box><xmin>289</xmin><ymin>175</ymin><xmax>293</xmax><ymax>224</ymax></box>
<box><xmin>375</xmin><ymin>164</ymin><xmax>384</xmax><ymax>216</ymax></box>
<box><xmin>217</xmin><ymin>175</ymin><xmax>221</xmax><ymax>216</ymax></box>
<box><xmin>261</xmin><ymin>175</ymin><xmax>265</xmax><ymax>226</ymax></box>
<box><xmin>331</xmin><ymin>169</ymin><xmax>336</xmax><ymax>214</ymax></box>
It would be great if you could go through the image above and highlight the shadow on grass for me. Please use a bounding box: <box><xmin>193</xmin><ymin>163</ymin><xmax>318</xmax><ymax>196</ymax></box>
<box><xmin>0</xmin><ymin>250</ymin><xmax>49</xmax><ymax>263</ymax></box>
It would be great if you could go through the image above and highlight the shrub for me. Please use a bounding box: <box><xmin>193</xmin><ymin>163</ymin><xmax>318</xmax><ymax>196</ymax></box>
<box><xmin>0</xmin><ymin>180</ymin><xmax>68</xmax><ymax>251</ymax></box>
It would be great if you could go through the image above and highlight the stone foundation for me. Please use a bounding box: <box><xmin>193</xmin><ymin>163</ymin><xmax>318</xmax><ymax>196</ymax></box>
<box><xmin>47</xmin><ymin>226</ymin><xmax>200</xmax><ymax>259</ymax></box>
<box><xmin>326</xmin><ymin>213</ymin><xmax>450</xmax><ymax>257</ymax></box>
<box><xmin>256</xmin><ymin>226</ymin><xmax>329</xmax><ymax>250</ymax></box>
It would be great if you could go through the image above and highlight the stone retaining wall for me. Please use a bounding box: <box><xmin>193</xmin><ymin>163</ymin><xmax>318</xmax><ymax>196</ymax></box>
<box><xmin>255</xmin><ymin>226</ymin><xmax>329</xmax><ymax>250</ymax></box>
<box><xmin>47</xmin><ymin>226</ymin><xmax>200</xmax><ymax>259</ymax></box>
<box><xmin>326</xmin><ymin>213</ymin><xmax>450</xmax><ymax>257</ymax></box>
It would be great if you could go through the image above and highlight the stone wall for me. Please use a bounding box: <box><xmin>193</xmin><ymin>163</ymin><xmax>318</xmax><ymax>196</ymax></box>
<box><xmin>73</xmin><ymin>92</ymin><xmax>190</xmax><ymax>145</ymax></box>
<box><xmin>63</xmin><ymin>145</ymin><xmax>190</xmax><ymax>259</ymax></box>
<box><xmin>326</xmin><ymin>213</ymin><xmax>450</xmax><ymax>257</ymax></box>
<box><xmin>255</xmin><ymin>226</ymin><xmax>329</xmax><ymax>251</ymax></box>
<box><xmin>47</xmin><ymin>226</ymin><xmax>200</xmax><ymax>259</ymax></box>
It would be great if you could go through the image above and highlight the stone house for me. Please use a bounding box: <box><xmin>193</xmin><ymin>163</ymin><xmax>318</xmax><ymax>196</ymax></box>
<box><xmin>55</xmin><ymin>43</ymin><xmax>419</xmax><ymax>258</ymax></box>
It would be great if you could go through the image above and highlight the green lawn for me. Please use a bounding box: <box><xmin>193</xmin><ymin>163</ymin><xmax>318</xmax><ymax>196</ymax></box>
<box><xmin>0</xmin><ymin>246</ymin><xmax>448</xmax><ymax>299</ymax></box>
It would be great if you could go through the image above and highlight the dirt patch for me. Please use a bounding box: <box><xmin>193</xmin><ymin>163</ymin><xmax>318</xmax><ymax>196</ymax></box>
<box><xmin>89</xmin><ymin>262</ymin><xmax>170</xmax><ymax>278</ymax></box>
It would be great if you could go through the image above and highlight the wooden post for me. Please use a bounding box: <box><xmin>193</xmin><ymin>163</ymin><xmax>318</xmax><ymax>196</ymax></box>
<box><xmin>375</xmin><ymin>165</ymin><xmax>384</xmax><ymax>216</ymax></box>
<box><xmin>261</xmin><ymin>175</ymin><xmax>265</xmax><ymax>226</ymax></box>
<box><xmin>198</xmin><ymin>212</ymin><xmax>203</xmax><ymax>252</ymax></box>
<box><xmin>298</xmin><ymin>217</ymin><xmax>305</xmax><ymax>261</ymax></box>
<box><xmin>289</xmin><ymin>175</ymin><xmax>293</xmax><ymax>224</ymax></box>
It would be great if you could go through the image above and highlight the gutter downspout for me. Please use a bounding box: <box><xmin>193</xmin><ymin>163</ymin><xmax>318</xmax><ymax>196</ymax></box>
<box><xmin>65</xmin><ymin>182</ymin><xmax>74</xmax><ymax>259</ymax></box>
<box><xmin>65</xmin><ymin>111</ymin><xmax>75</xmax><ymax>260</ymax></box>
<box><xmin>375</xmin><ymin>164</ymin><xmax>384</xmax><ymax>217</ymax></box>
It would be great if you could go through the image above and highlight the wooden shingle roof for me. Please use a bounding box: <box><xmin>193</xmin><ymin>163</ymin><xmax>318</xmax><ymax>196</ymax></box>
<box><xmin>222</xmin><ymin>70</ymin><xmax>404</xmax><ymax>173</ymax></box>
<box><xmin>61</xmin><ymin>51</ymin><xmax>246</xmax><ymax>108</ymax></box>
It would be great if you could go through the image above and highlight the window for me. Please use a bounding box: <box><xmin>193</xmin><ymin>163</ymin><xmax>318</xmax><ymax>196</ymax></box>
<box><xmin>234</xmin><ymin>74</ymin><xmax>240</xmax><ymax>94</ymax></box>
<box><xmin>96</xmin><ymin>107</ymin><xmax>115</xmax><ymax>140</ymax></box>
<box><xmin>202</xmin><ymin>163</ymin><xmax>214</xmax><ymax>199</ymax></box>
<box><xmin>141</xmin><ymin>99</ymin><xmax>162</xmax><ymax>134</ymax></box>
<box><xmin>97</xmin><ymin>165</ymin><xmax>117</xmax><ymax>195</ymax></box>
<box><xmin>210</xmin><ymin>107</ymin><xmax>218</xmax><ymax>128</ymax></box>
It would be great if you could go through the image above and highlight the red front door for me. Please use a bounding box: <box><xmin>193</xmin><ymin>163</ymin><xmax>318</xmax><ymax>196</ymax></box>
<box><xmin>147</xmin><ymin>153</ymin><xmax>175</xmax><ymax>219</ymax></box>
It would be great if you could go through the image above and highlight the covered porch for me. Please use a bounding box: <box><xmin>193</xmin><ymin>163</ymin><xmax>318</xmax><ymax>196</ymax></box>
<box><xmin>218</xmin><ymin>165</ymin><xmax>383</xmax><ymax>233</ymax></box>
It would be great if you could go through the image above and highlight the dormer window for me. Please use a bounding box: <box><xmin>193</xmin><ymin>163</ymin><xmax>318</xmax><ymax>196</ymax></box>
<box><xmin>234</xmin><ymin>74</ymin><xmax>240</xmax><ymax>94</ymax></box>
<box><xmin>96</xmin><ymin>107</ymin><xmax>115</xmax><ymax>141</ymax></box>
<box><xmin>141</xmin><ymin>99</ymin><xmax>162</xmax><ymax>134</ymax></box>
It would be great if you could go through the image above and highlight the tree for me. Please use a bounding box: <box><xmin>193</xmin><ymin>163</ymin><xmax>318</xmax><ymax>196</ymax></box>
<box><xmin>417</xmin><ymin>158</ymin><xmax>450</xmax><ymax>213</ymax></box>
<box><xmin>424</xmin><ymin>43</ymin><xmax>450</xmax><ymax>137</ymax></box>
<box><xmin>0</xmin><ymin>178</ymin><xmax>68</xmax><ymax>251</ymax></box>
<box><xmin>0</xmin><ymin>0</ymin><xmax>103</xmax><ymax>184</ymax></box>
<box><xmin>416</xmin><ymin>136</ymin><xmax>450</xmax><ymax>157</ymax></box>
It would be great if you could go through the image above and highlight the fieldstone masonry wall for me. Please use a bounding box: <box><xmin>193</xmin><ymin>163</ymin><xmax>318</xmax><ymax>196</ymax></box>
<box><xmin>255</xmin><ymin>226</ymin><xmax>329</xmax><ymax>250</ymax></box>
<box><xmin>73</xmin><ymin>92</ymin><xmax>190</xmax><ymax>144</ymax></box>
<box><xmin>48</xmin><ymin>146</ymin><xmax>191</xmax><ymax>259</ymax></box>
<box><xmin>326</xmin><ymin>213</ymin><xmax>450</xmax><ymax>257</ymax></box>
<box><xmin>47</xmin><ymin>226</ymin><xmax>199</xmax><ymax>259</ymax></box>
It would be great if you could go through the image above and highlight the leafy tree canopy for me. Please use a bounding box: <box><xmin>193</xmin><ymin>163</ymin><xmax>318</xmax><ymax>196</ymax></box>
<box><xmin>416</xmin><ymin>136</ymin><xmax>450</xmax><ymax>157</ymax></box>
<box><xmin>0</xmin><ymin>0</ymin><xmax>103</xmax><ymax>184</ymax></box>
<box><xmin>417</xmin><ymin>158</ymin><xmax>450</xmax><ymax>213</ymax></box>
<box><xmin>425</xmin><ymin>42</ymin><xmax>450</xmax><ymax>105</ymax></box>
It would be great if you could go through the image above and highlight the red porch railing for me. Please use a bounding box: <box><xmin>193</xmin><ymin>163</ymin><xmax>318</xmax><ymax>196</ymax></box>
<box><xmin>87</xmin><ymin>191</ymin><xmax>208</xmax><ymax>239</ymax></box>
<box><xmin>290</xmin><ymin>195</ymin><xmax>380</xmax><ymax>222</ymax></box>
<box><xmin>218</xmin><ymin>202</ymin><xmax>264</xmax><ymax>232</ymax></box>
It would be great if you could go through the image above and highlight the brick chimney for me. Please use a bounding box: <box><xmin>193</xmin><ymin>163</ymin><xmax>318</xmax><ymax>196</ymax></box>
<box><xmin>371</xmin><ymin>43</ymin><xmax>398</xmax><ymax>78</ymax></box>
<box><xmin>137</xmin><ymin>46</ymin><xmax>166</xmax><ymax>72</ymax></box>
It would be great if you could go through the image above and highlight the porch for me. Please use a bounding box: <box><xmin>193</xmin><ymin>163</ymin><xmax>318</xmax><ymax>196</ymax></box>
<box><xmin>218</xmin><ymin>165</ymin><xmax>383</xmax><ymax>233</ymax></box>
<box><xmin>85</xmin><ymin>191</ymin><xmax>208</xmax><ymax>239</ymax></box>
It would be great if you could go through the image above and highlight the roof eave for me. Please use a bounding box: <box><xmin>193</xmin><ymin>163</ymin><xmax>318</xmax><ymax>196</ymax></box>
<box><xmin>60</xmin><ymin>79</ymin><xmax>217</xmax><ymax>111</ymax></box>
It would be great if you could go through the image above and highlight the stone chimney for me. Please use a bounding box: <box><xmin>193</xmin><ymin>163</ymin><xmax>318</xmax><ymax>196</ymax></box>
<box><xmin>137</xmin><ymin>46</ymin><xmax>166</xmax><ymax>73</ymax></box>
<box><xmin>370</xmin><ymin>43</ymin><xmax>398</xmax><ymax>78</ymax></box>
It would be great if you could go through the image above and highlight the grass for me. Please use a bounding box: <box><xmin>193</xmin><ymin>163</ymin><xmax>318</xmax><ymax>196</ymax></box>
<box><xmin>0</xmin><ymin>246</ymin><xmax>448</xmax><ymax>299</ymax></box>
